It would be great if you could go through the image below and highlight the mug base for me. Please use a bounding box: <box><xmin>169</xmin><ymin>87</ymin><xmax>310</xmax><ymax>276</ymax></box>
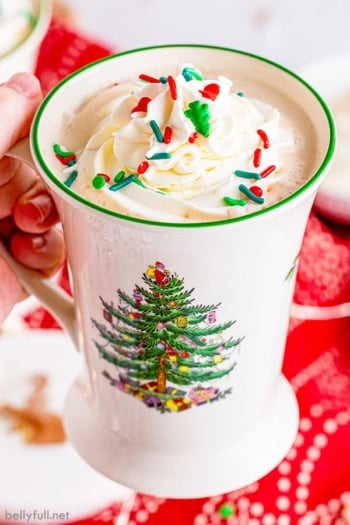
<box><xmin>63</xmin><ymin>374</ymin><xmax>299</xmax><ymax>498</ymax></box>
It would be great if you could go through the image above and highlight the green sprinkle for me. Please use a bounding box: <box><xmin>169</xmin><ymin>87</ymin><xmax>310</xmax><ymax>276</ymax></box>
<box><xmin>109</xmin><ymin>174</ymin><xmax>136</xmax><ymax>191</ymax></box>
<box><xmin>182</xmin><ymin>67</ymin><xmax>203</xmax><ymax>81</ymax></box>
<box><xmin>236</xmin><ymin>92</ymin><xmax>245</xmax><ymax>97</ymax></box>
<box><xmin>114</xmin><ymin>170</ymin><xmax>125</xmax><ymax>182</ymax></box>
<box><xmin>159</xmin><ymin>76</ymin><xmax>168</xmax><ymax>83</ymax></box>
<box><xmin>239</xmin><ymin>184</ymin><xmax>265</xmax><ymax>204</ymax></box>
<box><xmin>219</xmin><ymin>503</ymin><xmax>236</xmax><ymax>519</ymax></box>
<box><xmin>223</xmin><ymin>196</ymin><xmax>247</xmax><ymax>207</ymax></box>
<box><xmin>235</xmin><ymin>169</ymin><xmax>261</xmax><ymax>180</ymax></box>
<box><xmin>149</xmin><ymin>120</ymin><xmax>164</xmax><ymax>143</ymax></box>
<box><xmin>92</xmin><ymin>175</ymin><xmax>106</xmax><ymax>189</ymax></box>
<box><xmin>184</xmin><ymin>100</ymin><xmax>211</xmax><ymax>137</ymax></box>
<box><xmin>146</xmin><ymin>152</ymin><xmax>172</xmax><ymax>160</ymax></box>
<box><xmin>133</xmin><ymin>177</ymin><xmax>147</xmax><ymax>188</ymax></box>
<box><xmin>182</xmin><ymin>68</ymin><xmax>193</xmax><ymax>81</ymax></box>
<box><xmin>53</xmin><ymin>143</ymin><xmax>75</xmax><ymax>157</ymax></box>
<box><xmin>64</xmin><ymin>170</ymin><xmax>78</xmax><ymax>187</ymax></box>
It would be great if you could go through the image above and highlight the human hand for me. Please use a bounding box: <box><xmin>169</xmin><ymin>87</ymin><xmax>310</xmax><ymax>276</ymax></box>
<box><xmin>0</xmin><ymin>73</ymin><xmax>65</xmax><ymax>323</ymax></box>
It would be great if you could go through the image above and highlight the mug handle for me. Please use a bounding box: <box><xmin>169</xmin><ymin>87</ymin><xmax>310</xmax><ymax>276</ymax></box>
<box><xmin>2</xmin><ymin>138</ymin><xmax>79</xmax><ymax>349</ymax></box>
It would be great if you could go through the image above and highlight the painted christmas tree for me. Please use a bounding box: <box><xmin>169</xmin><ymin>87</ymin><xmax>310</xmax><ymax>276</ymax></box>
<box><xmin>92</xmin><ymin>261</ymin><xmax>243</xmax><ymax>412</ymax></box>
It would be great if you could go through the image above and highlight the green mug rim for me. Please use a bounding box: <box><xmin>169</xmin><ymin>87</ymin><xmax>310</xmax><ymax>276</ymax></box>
<box><xmin>31</xmin><ymin>43</ymin><xmax>336</xmax><ymax>229</ymax></box>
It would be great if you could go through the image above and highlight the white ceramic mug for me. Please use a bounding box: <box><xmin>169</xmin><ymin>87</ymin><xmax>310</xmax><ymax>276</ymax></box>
<box><xmin>2</xmin><ymin>45</ymin><xmax>336</xmax><ymax>498</ymax></box>
<box><xmin>0</xmin><ymin>0</ymin><xmax>52</xmax><ymax>82</ymax></box>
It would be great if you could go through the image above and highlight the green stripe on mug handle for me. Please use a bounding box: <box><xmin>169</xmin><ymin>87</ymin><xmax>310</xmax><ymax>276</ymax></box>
<box><xmin>2</xmin><ymin>139</ymin><xmax>79</xmax><ymax>349</ymax></box>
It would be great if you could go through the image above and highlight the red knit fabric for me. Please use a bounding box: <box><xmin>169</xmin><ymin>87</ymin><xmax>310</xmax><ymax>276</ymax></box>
<box><xmin>35</xmin><ymin>19</ymin><xmax>112</xmax><ymax>95</ymax></box>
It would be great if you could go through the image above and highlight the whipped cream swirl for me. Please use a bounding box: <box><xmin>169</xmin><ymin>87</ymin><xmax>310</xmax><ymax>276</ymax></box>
<box><xmin>56</xmin><ymin>65</ymin><xmax>299</xmax><ymax>222</ymax></box>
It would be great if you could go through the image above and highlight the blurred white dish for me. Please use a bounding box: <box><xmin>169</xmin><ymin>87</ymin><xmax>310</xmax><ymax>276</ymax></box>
<box><xmin>300</xmin><ymin>54</ymin><xmax>350</xmax><ymax>225</ymax></box>
<box><xmin>0</xmin><ymin>0</ymin><xmax>52</xmax><ymax>82</ymax></box>
<box><xmin>0</xmin><ymin>330</ymin><xmax>133</xmax><ymax>521</ymax></box>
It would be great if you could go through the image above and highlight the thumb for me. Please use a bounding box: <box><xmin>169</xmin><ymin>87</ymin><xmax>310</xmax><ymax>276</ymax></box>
<box><xmin>0</xmin><ymin>72</ymin><xmax>42</xmax><ymax>158</ymax></box>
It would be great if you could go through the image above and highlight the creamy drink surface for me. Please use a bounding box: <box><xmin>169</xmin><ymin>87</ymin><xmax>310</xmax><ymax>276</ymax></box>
<box><xmin>53</xmin><ymin>64</ymin><xmax>319</xmax><ymax>223</ymax></box>
<box><xmin>0</xmin><ymin>0</ymin><xmax>37</xmax><ymax>57</ymax></box>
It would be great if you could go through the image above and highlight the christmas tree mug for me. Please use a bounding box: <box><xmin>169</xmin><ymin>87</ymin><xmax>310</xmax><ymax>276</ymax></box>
<box><xmin>3</xmin><ymin>45</ymin><xmax>335</xmax><ymax>498</ymax></box>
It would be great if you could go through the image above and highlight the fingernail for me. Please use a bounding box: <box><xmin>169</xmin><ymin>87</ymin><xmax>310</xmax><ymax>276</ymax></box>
<box><xmin>23</xmin><ymin>194</ymin><xmax>53</xmax><ymax>223</ymax></box>
<box><xmin>5</xmin><ymin>72</ymin><xmax>41</xmax><ymax>99</ymax></box>
<box><xmin>30</xmin><ymin>235</ymin><xmax>46</xmax><ymax>250</ymax></box>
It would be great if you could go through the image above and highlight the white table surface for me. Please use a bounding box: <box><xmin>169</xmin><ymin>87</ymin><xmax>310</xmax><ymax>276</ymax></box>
<box><xmin>60</xmin><ymin>0</ymin><xmax>350</xmax><ymax>72</ymax></box>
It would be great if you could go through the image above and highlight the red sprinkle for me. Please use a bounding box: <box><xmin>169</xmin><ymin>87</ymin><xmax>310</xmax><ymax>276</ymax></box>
<box><xmin>97</xmin><ymin>172</ymin><xmax>111</xmax><ymax>182</ymax></box>
<box><xmin>199</xmin><ymin>83</ymin><xmax>220</xmax><ymax>101</ymax></box>
<box><xmin>188</xmin><ymin>132</ymin><xmax>198</xmax><ymax>143</ymax></box>
<box><xmin>253</xmin><ymin>148</ymin><xmax>262</xmax><ymax>168</ymax></box>
<box><xmin>137</xmin><ymin>161</ymin><xmax>149</xmax><ymax>174</ymax></box>
<box><xmin>139</xmin><ymin>74</ymin><xmax>160</xmax><ymax>83</ymax></box>
<box><xmin>167</xmin><ymin>75</ymin><xmax>178</xmax><ymax>100</ymax></box>
<box><xmin>131</xmin><ymin>96</ymin><xmax>151</xmax><ymax>113</ymax></box>
<box><xmin>55</xmin><ymin>153</ymin><xmax>76</xmax><ymax>165</ymax></box>
<box><xmin>260</xmin><ymin>164</ymin><xmax>276</xmax><ymax>178</ymax></box>
<box><xmin>249</xmin><ymin>185</ymin><xmax>263</xmax><ymax>197</ymax></box>
<box><xmin>163</xmin><ymin>126</ymin><xmax>173</xmax><ymax>144</ymax></box>
<box><xmin>257</xmin><ymin>129</ymin><xmax>270</xmax><ymax>149</ymax></box>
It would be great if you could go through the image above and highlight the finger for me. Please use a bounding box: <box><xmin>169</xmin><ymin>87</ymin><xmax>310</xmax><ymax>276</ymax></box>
<box><xmin>0</xmin><ymin>216</ymin><xmax>16</xmax><ymax>238</ymax></box>
<box><xmin>0</xmin><ymin>155</ymin><xmax>59</xmax><ymax>230</ymax></box>
<box><xmin>0</xmin><ymin>155</ymin><xmax>20</xmax><ymax>186</ymax></box>
<box><xmin>0</xmin><ymin>259</ymin><xmax>26</xmax><ymax>324</ymax></box>
<box><xmin>10</xmin><ymin>228</ymin><xmax>66</xmax><ymax>276</ymax></box>
<box><xmin>14</xmin><ymin>183</ymin><xmax>60</xmax><ymax>233</ymax></box>
<box><xmin>0</xmin><ymin>73</ymin><xmax>42</xmax><ymax>156</ymax></box>
<box><xmin>0</xmin><ymin>161</ymin><xmax>39</xmax><ymax>219</ymax></box>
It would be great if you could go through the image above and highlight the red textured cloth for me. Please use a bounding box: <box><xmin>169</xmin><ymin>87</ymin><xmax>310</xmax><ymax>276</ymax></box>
<box><xmin>35</xmin><ymin>19</ymin><xmax>112</xmax><ymax>95</ymax></box>
<box><xmin>17</xmin><ymin>17</ymin><xmax>350</xmax><ymax>525</ymax></box>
